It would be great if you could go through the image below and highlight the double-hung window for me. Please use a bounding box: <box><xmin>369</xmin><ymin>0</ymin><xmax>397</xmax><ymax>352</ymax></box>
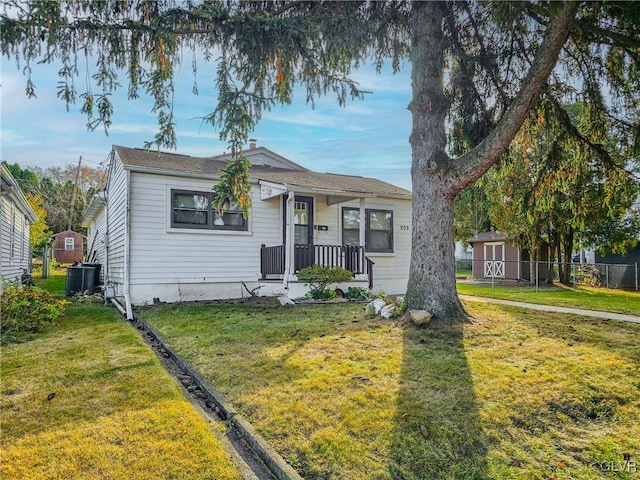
<box><xmin>342</xmin><ymin>208</ymin><xmax>360</xmax><ymax>246</ymax></box>
<box><xmin>65</xmin><ymin>237</ymin><xmax>75</xmax><ymax>251</ymax></box>
<box><xmin>171</xmin><ymin>189</ymin><xmax>247</xmax><ymax>231</ymax></box>
<box><xmin>342</xmin><ymin>207</ymin><xmax>394</xmax><ymax>253</ymax></box>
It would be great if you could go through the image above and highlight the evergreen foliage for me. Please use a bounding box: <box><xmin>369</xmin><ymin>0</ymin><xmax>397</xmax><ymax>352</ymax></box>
<box><xmin>2</xmin><ymin>1</ymin><xmax>638</xmax><ymax>320</ymax></box>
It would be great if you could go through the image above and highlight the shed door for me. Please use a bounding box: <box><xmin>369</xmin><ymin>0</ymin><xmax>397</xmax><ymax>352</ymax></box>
<box><xmin>484</xmin><ymin>242</ymin><xmax>505</xmax><ymax>278</ymax></box>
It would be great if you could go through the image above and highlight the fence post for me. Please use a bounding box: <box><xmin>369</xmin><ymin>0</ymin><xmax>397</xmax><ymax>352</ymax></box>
<box><xmin>535</xmin><ymin>260</ymin><xmax>539</xmax><ymax>293</ymax></box>
<box><xmin>606</xmin><ymin>264</ymin><xmax>609</xmax><ymax>289</ymax></box>
<box><xmin>635</xmin><ymin>263</ymin><xmax>638</xmax><ymax>292</ymax></box>
<box><xmin>491</xmin><ymin>262</ymin><xmax>495</xmax><ymax>292</ymax></box>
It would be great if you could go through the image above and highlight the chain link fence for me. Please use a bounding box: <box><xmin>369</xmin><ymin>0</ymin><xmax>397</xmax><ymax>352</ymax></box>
<box><xmin>456</xmin><ymin>259</ymin><xmax>639</xmax><ymax>291</ymax></box>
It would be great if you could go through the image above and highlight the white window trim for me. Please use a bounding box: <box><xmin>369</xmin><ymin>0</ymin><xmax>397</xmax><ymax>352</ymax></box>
<box><xmin>165</xmin><ymin>185</ymin><xmax>253</xmax><ymax>236</ymax></box>
<box><xmin>65</xmin><ymin>237</ymin><xmax>75</xmax><ymax>251</ymax></box>
<box><xmin>341</xmin><ymin>206</ymin><xmax>395</xmax><ymax>254</ymax></box>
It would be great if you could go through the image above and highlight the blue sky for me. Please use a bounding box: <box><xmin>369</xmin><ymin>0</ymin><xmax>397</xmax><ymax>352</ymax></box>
<box><xmin>1</xmin><ymin>55</ymin><xmax>414</xmax><ymax>190</ymax></box>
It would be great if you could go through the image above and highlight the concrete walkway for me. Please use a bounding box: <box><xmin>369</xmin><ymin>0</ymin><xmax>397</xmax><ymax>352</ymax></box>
<box><xmin>459</xmin><ymin>295</ymin><xmax>640</xmax><ymax>324</ymax></box>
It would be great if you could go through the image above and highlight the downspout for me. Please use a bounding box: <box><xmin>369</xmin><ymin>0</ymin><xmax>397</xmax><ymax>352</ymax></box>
<box><xmin>124</xmin><ymin>169</ymin><xmax>133</xmax><ymax>320</ymax></box>
<box><xmin>103</xmin><ymin>192</ymin><xmax>109</xmax><ymax>294</ymax></box>
<box><xmin>282</xmin><ymin>189</ymin><xmax>295</xmax><ymax>290</ymax></box>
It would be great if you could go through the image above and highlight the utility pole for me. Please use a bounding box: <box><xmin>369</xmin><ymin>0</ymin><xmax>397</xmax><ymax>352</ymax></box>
<box><xmin>67</xmin><ymin>155</ymin><xmax>82</xmax><ymax>231</ymax></box>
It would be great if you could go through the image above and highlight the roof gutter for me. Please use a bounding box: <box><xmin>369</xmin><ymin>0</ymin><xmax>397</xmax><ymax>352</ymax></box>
<box><xmin>257</xmin><ymin>179</ymin><xmax>412</xmax><ymax>200</ymax></box>
<box><xmin>122</xmin><ymin>165</ymin><xmax>260</xmax><ymax>186</ymax></box>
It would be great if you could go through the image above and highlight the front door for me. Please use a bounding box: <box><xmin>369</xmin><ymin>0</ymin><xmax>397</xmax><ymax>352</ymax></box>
<box><xmin>283</xmin><ymin>195</ymin><xmax>314</xmax><ymax>271</ymax></box>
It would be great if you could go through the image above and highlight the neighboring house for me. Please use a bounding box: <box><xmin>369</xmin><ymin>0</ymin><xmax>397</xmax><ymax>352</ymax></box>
<box><xmin>51</xmin><ymin>230</ymin><xmax>84</xmax><ymax>264</ymax></box>
<box><xmin>594</xmin><ymin>246</ymin><xmax>640</xmax><ymax>289</ymax></box>
<box><xmin>593</xmin><ymin>189</ymin><xmax>640</xmax><ymax>289</ymax></box>
<box><xmin>468</xmin><ymin>231</ymin><xmax>551</xmax><ymax>282</ymax></box>
<box><xmin>82</xmin><ymin>145</ymin><xmax>412</xmax><ymax>314</ymax></box>
<box><xmin>0</xmin><ymin>164</ymin><xmax>37</xmax><ymax>289</ymax></box>
<box><xmin>454</xmin><ymin>241</ymin><xmax>472</xmax><ymax>260</ymax></box>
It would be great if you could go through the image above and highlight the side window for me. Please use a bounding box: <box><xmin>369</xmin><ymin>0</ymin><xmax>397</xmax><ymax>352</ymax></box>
<box><xmin>171</xmin><ymin>191</ymin><xmax>211</xmax><ymax>229</ymax></box>
<box><xmin>342</xmin><ymin>208</ymin><xmax>360</xmax><ymax>246</ymax></box>
<box><xmin>171</xmin><ymin>189</ymin><xmax>247</xmax><ymax>231</ymax></box>
<box><xmin>366</xmin><ymin>209</ymin><xmax>393</xmax><ymax>253</ymax></box>
<box><xmin>65</xmin><ymin>237</ymin><xmax>75</xmax><ymax>251</ymax></box>
<box><xmin>342</xmin><ymin>207</ymin><xmax>394</xmax><ymax>253</ymax></box>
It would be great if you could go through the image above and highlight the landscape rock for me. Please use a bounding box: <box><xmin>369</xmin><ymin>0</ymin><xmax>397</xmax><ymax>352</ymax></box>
<box><xmin>367</xmin><ymin>298</ymin><xmax>387</xmax><ymax>315</ymax></box>
<box><xmin>408</xmin><ymin>309</ymin><xmax>433</xmax><ymax>325</ymax></box>
<box><xmin>278</xmin><ymin>296</ymin><xmax>295</xmax><ymax>306</ymax></box>
<box><xmin>380</xmin><ymin>304</ymin><xmax>397</xmax><ymax>319</ymax></box>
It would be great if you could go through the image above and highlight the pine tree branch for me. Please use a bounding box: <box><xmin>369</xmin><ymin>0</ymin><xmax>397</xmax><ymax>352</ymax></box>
<box><xmin>447</xmin><ymin>1</ymin><xmax>578</xmax><ymax>196</ymax></box>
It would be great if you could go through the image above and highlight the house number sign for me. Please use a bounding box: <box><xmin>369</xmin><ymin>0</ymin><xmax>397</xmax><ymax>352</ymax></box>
<box><xmin>400</xmin><ymin>225</ymin><xmax>410</xmax><ymax>231</ymax></box>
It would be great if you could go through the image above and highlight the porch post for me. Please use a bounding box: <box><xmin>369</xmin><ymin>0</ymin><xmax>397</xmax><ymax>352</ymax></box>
<box><xmin>359</xmin><ymin>198</ymin><xmax>366</xmax><ymax>248</ymax></box>
<box><xmin>283</xmin><ymin>190</ymin><xmax>296</xmax><ymax>289</ymax></box>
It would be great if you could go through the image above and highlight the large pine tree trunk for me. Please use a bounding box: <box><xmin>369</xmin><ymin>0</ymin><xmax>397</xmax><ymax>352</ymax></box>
<box><xmin>406</xmin><ymin>173</ymin><xmax>467</xmax><ymax>320</ymax></box>
<box><xmin>404</xmin><ymin>1</ymin><xmax>576</xmax><ymax>323</ymax></box>
<box><xmin>405</xmin><ymin>2</ymin><xmax>466</xmax><ymax>321</ymax></box>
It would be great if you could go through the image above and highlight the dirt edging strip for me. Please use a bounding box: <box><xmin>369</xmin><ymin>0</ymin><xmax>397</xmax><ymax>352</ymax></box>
<box><xmin>130</xmin><ymin>313</ymin><xmax>304</xmax><ymax>480</ymax></box>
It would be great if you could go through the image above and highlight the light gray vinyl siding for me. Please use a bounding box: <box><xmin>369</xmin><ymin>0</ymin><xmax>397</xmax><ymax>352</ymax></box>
<box><xmin>105</xmin><ymin>154</ymin><xmax>128</xmax><ymax>293</ymax></box>
<box><xmin>128</xmin><ymin>172</ymin><xmax>281</xmax><ymax>285</ymax></box>
<box><xmin>0</xmin><ymin>196</ymin><xmax>32</xmax><ymax>284</ymax></box>
<box><xmin>86</xmin><ymin>204</ymin><xmax>107</xmax><ymax>283</ymax></box>
<box><xmin>313</xmin><ymin>195</ymin><xmax>341</xmax><ymax>246</ymax></box>
<box><xmin>323</xmin><ymin>196</ymin><xmax>412</xmax><ymax>293</ymax></box>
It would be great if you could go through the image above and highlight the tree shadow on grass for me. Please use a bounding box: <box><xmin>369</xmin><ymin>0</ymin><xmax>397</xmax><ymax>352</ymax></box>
<box><xmin>388</xmin><ymin>321</ymin><xmax>488</xmax><ymax>479</ymax></box>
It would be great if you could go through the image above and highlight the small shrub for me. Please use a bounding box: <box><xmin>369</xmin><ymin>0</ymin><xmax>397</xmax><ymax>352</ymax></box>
<box><xmin>346</xmin><ymin>287</ymin><xmax>371</xmax><ymax>301</ymax></box>
<box><xmin>298</xmin><ymin>265</ymin><xmax>353</xmax><ymax>300</ymax></box>
<box><xmin>0</xmin><ymin>283</ymin><xmax>68</xmax><ymax>344</ymax></box>
<box><xmin>393</xmin><ymin>296</ymin><xmax>407</xmax><ymax>318</ymax></box>
<box><xmin>308</xmin><ymin>287</ymin><xmax>337</xmax><ymax>300</ymax></box>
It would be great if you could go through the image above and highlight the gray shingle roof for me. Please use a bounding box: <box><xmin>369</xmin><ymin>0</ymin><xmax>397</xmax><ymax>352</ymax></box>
<box><xmin>113</xmin><ymin>145</ymin><xmax>411</xmax><ymax>198</ymax></box>
<box><xmin>467</xmin><ymin>231</ymin><xmax>507</xmax><ymax>243</ymax></box>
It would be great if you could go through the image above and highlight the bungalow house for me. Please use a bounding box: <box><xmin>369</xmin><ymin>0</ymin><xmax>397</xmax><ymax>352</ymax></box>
<box><xmin>0</xmin><ymin>164</ymin><xmax>37</xmax><ymax>290</ymax></box>
<box><xmin>82</xmin><ymin>145</ymin><xmax>412</xmax><ymax>316</ymax></box>
<box><xmin>468</xmin><ymin>231</ymin><xmax>552</xmax><ymax>283</ymax></box>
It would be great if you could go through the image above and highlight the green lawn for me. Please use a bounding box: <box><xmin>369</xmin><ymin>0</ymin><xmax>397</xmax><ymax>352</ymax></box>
<box><xmin>1</xmin><ymin>275</ymin><xmax>241</xmax><ymax>480</ymax></box>
<box><xmin>34</xmin><ymin>270</ymin><xmax>67</xmax><ymax>295</ymax></box>
<box><xmin>457</xmin><ymin>282</ymin><xmax>640</xmax><ymax>316</ymax></box>
<box><xmin>141</xmin><ymin>300</ymin><xmax>640</xmax><ymax>480</ymax></box>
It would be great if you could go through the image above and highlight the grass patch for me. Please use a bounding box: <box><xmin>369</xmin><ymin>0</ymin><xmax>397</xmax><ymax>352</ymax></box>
<box><xmin>141</xmin><ymin>301</ymin><xmax>640</xmax><ymax>479</ymax></box>
<box><xmin>1</xmin><ymin>299</ymin><xmax>241</xmax><ymax>480</ymax></box>
<box><xmin>456</xmin><ymin>268</ymin><xmax>473</xmax><ymax>279</ymax></box>
<box><xmin>457</xmin><ymin>282</ymin><xmax>640</xmax><ymax>316</ymax></box>
<box><xmin>34</xmin><ymin>271</ymin><xmax>67</xmax><ymax>296</ymax></box>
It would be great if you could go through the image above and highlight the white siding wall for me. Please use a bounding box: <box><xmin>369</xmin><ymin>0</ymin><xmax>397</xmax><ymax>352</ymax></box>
<box><xmin>98</xmin><ymin>158</ymin><xmax>412</xmax><ymax>304</ymax></box>
<box><xmin>127</xmin><ymin>172</ymin><xmax>281</xmax><ymax>304</ymax></box>
<box><xmin>313</xmin><ymin>195</ymin><xmax>341</xmax><ymax>246</ymax></box>
<box><xmin>315</xmin><ymin>197</ymin><xmax>412</xmax><ymax>294</ymax></box>
<box><xmin>0</xmin><ymin>196</ymin><xmax>32</xmax><ymax>284</ymax></box>
<box><xmin>86</xmin><ymin>204</ymin><xmax>107</xmax><ymax>283</ymax></box>
<box><xmin>105</xmin><ymin>155</ymin><xmax>128</xmax><ymax>297</ymax></box>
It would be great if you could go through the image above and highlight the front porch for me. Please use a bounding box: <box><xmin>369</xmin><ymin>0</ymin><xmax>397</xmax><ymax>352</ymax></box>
<box><xmin>260</xmin><ymin>244</ymin><xmax>374</xmax><ymax>288</ymax></box>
